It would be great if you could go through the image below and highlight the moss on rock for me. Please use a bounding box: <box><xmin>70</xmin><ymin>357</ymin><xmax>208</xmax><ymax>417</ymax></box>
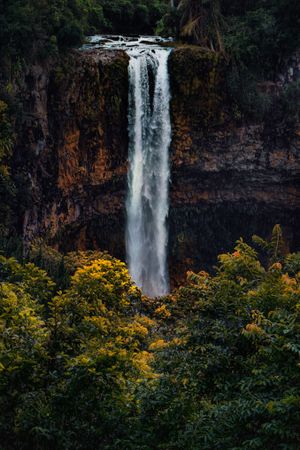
<box><xmin>169</xmin><ymin>47</ymin><xmax>227</xmax><ymax>131</ymax></box>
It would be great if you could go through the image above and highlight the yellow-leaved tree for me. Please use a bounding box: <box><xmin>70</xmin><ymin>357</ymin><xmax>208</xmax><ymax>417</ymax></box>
<box><xmin>42</xmin><ymin>258</ymin><xmax>154</xmax><ymax>448</ymax></box>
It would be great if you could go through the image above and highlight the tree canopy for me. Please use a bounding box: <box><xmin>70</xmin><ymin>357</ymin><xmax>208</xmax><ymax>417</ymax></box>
<box><xmin>1</xmin><ymin>227</ymin><xmax>300</xmax><ymax>448</ymax></box>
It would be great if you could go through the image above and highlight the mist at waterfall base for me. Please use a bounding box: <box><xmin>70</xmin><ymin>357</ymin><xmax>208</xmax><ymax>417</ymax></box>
<box><xmin>84</xmin><ymin>36</ymin><xmax>172</xmax><ymax>297</ymax></box>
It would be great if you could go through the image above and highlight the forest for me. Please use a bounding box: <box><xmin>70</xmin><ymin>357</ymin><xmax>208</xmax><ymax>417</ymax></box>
<box><xmin>1</xmin><ymin>227</ymin><xmax>300</xmax><ymax>448</ymax></box>
<box><xmin>1</xmin><ymin>1</ymin><xmax>300</xmax><ymax>449</ymax></box>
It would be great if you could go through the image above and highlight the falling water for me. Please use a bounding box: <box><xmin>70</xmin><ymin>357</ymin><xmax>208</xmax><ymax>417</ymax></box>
<box><xmin>126</xmin><ymin>46</ymin><xmax>172</xmax><ymax>297</ymax></box>
<box><xmin>82</xmin><ymin>36</ymin><xmax>172</xmax><ymax>297</ymax></box>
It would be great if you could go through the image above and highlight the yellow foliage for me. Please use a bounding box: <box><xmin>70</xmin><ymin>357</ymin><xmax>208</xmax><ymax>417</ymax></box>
<box><xmin>71</xmin><ymin>257</ymin><xmax>140</xmax><ymax>311</ymax></box>
<box><xmin>270</xmin><ymin>262</ymin><xmax>282</xmax><ymax>271</ymax></box>
<box><xmin>281</xmin><ymin>274</ymin><xmax>297</xmax><ymax>287</ymax></box>
<box><xmin>154</xmin><ymin>304</ymin><xmax>171</xmax><ymax>319</ymax></box>
<box><xmin>136</xmin><ymin>315</ymin><xmax>156</xmax><ymax>328</ymax></box>
<box><xmin>133</xmin><ymin>351</ymin><xmax>154</xmax><ymax>377</ymax></box>
<box><xmin>123</xmin><ymin>321</ymin><xmax>149</xmax><ymax>338</ymax></box>
<box><xmin>245</xmin><ymin>323</ymin><xmax>263</xmax><ymax>334</ymax></box>
<box><xmin>84</xmin><ymin>316</ymin><xmax>110</xmax><ymax>333</ymax></box>
<box><xmin>149</xmin><ymin>339</ymin><xmax>168</xmax><ymax>351</ymax></box>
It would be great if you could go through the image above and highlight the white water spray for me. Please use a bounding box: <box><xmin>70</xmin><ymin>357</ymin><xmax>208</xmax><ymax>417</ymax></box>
<box><xmin>126</xmin><ymin>46</ymin><xmax>172</xmax><ymax>297</ymax></box>
<box><xmin>83</xmin><ymin>36</ymin><xmax>172</xmax><ymax>297</ymax></box>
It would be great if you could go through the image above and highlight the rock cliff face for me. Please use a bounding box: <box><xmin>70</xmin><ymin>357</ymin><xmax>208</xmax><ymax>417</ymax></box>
<box><xmin>168</xmin><ymin>47</ymin><xmax>300</xmax><ymax>284</ymax></box>
<box><xmin>16</xmin><ymin>49</ymin><xmax>129</xmax><ymax>261</ymax></box>
<box><xmin>15</xmin><ymin>46</ymin><xmax>300</xmax><ymax>287</ymax></box>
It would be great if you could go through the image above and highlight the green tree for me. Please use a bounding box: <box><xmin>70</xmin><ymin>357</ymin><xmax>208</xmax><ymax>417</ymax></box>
<box><xmin>138</xmin><ymin>232</ymin><xmax>300</xmax><ymax>449</ymax></box>
<box><xmin>0</xmin><ymin>282</ymin><xmax>49</xmax><ymax>448</ymax></box>
<box><xmin>178</xmin><ymin>0</ymin><xmax>224</xmax><ymax>50</ymax></box>
<box><xmin>0</xmin><ymin>256</ymin><xmax>55</xmax><ymax>304</ymax></box>
<box><xmin>0</xmin><ymin>255</ymin><xmax>155</xmax><ymax>449</ymax></box>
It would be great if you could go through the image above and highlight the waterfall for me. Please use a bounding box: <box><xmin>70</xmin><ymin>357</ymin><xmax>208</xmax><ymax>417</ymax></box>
<box><xmin>82</xmin><ymin>35</ymin><xmax>173</xmax><ymax>297</ymax></box>
<box><xmin>126</xmin><ymin>47</ymin><xmax>172</xmax><ymax>297</ymax></box>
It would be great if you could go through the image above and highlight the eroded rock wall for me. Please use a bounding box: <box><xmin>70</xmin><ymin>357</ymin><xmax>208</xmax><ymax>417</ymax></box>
<box><xmin>16</xmin><ymin>49</ymin><xmax>129</xmax><ymax>261</ymax></box>
<box><xmin>16</xmin><ymin>46</ymin><xmax>300</xmax><ymax>286</ymax></box>
<box><xmin>168</xmin><ymin>47</ymin><xmax>300</xmax><ymax>285</ymax></box>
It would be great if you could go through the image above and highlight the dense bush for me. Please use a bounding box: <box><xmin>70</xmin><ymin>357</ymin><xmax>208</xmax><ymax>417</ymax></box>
<box><xmin>0</xmin><ymin>254</ymin><xmax>154</xmax><ymax>449</ymax></box>
<box><xmin>137</xmin><ymin>226</ymin><xmax>300</xmax><ymax>449</ymax></box>
<box><xmin>162</xmin><ymin>0</ymin><xmax>300</xmax><ymax>119</ymax></box>
<box><xmin>100</xmin><ymin>0</ymin><xmax>169</xmax><ymax>36</ymax></box>
<box><xmin>0</xmin><ymin>0</ymin><xmax>170</xmax><ymax>60</ymax></box>
<box><xmin>1</xmin><ymin>227</ymin><xmax>300</xmax><ymax>448</ymax></box>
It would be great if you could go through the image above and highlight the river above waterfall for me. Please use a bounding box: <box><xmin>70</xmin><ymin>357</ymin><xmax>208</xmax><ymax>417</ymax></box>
<box><xmin>82</xmin><ymin>34</ymin><xmax>173</xmax><ymax>51</ymax></box>
<box><xmin>83</xmin><ymin>36</ymin><xmax>172</xmax><ymax>297</ymax></box>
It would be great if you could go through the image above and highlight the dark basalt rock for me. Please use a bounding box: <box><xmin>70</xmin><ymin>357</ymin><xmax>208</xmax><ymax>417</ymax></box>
<box><xmin>168</xmin><ymin>47</ymin><xmax>300</xmax><ymax>286</ymax></box>
<box><xmin>12</xmin><ymin>46</ymin><xmax>300</xmax><ymax>288</ymax></box>
<box><xmin>15</xmin><ymin>49</ymin><xmax>129</xmax><ymax>261</ymax></box>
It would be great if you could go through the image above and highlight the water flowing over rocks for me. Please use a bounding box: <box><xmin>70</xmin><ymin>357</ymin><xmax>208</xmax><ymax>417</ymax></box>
<box><xmin>13</xmin><ymin>39</ymin><xmax>300</xmax><ymax>288</ymax></box>
<box><xmin>125</xmin><ymin>43</ymin><xmax>171</xmax><ymax>297</ymax></box>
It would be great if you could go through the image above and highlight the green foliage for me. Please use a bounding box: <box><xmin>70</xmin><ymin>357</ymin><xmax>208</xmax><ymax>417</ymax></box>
<box><xmin>100</xmin><ymin>0</ymin><xmax>169</xmax><ymax>35</ymax></box>
<box><xmin>137</xmin><ymin>226</ymin><xmax>300</xmax><ymax>449</ymax></box>
<box><xmin>253</xmin><ymin>224</ymin><xmax>286</xmax><ymax>265</ymax></box>
<box><xmin>28</xmin><ymin>239</ymin><xmax>116</xmax><ymax>289</ymax></box>
<box><xmin>0</xmin><ymin>100</ymin><xmax>16</xmax><ymax>237</ymax></box>
<box><xmin>225</xmin><ymin>61</ymin><xmax>273</xmax><ymax>120</ymax></box>
<box><xmin>1</xmin><ymin>228</ymin><xmax>300</xmax><ymax>448</ymax></box>
<box><xmin>0</xmin><ymin>100</ymin><xmax>13</xmax><ymax>161</ymax></box>
<box><xmin>0</xmin><ymin>0</ymin><xmax>98</xmax><ymax>57</ymax></box>
<box><xmin>0</xmin><ymin>0</ymin><xmax>170</xmax><ymax>61</ymax></box>
<box><xmin>223</xmin><ymin>0</ymin><xmax>300</xmax><ymax>119</ymax></box>
<box><xmin>166</xmin><ymin>0</ymin><xmax>300</xmax><ymax>61</ymax></box>
<box><xmin>28</xmin><ymin>239</ymin><xmax>68</xmax><ymax>287</ymax></box>
<box><xmin>224</xmin><ymin>7</ymin><xmax>277</xmax><ymax>76</ymax></box>
<box><xmin>284</xmin><ymin>252</ymin><xmax>300</xmax><ymax>276</ymax></box>
<box><xmin>219</xmin><ymin>0</ymin><xmax>300</xmax><ymax>120</ymax></box>
<box><xmin>156</xmin><ymin>6</ymin><xmax>181</xmax><ymax>37</ymax></box>
<box><xmin>0</xmin><ymin>253</ymin><xmax>154</xmax><ymax>449</ymax></box>
<box><xmin>0</xmin><ymin>282</ymin><xmax>49</xmax><ymax>448</ymax></box>
<box><xmin>163</xmin><ymin>0</ymin><xmax>300</xmax><ymax>121</ymax></box>
<box><xmin>274</xmin><ymin>79</ymin><xmax>300</xmax><ymax>133</ymax></box>
<box><xmin>0</xmin><ymin>256</ymin><xmax>55</xmax><ymax>304</ymax></box>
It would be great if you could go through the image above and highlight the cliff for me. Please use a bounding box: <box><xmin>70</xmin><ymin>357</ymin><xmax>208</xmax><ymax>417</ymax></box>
<box><xmin>15</xmin><ymin>49</ymin><xmax>129</xmax><ymax>261</ymax></box>
<box><xmin>13</xmin><ymin>46</ymin><xmax>300</xmax><ymax>286</ymax></box>
<box><xmin>168</xmin><ymin>47</ymin><xmax>300</xmax><ymax>284</ymax></box>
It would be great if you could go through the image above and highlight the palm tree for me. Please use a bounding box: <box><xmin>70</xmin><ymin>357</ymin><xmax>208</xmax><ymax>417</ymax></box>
<box><xmin>178</xmin><ymin>0</ymin><xmax>224</xmax><ymax>51</ymax></box>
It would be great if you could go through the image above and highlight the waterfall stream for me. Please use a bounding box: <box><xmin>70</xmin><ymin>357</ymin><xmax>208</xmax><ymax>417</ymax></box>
<box><xmin>83</xmin><ymin>36</ymin><xmax>172</xmax><ymax>297</ymax></box>
<box><xmin>126</xmin><ymin>47</ymin><xmax>172</xmax><ymax>297</ymax></box>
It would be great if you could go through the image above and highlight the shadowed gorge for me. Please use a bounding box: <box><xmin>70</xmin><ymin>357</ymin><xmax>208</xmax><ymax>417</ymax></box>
<box><xmin>8</xmin><ymin>44</ymin><xmax>299</xmax><ymax>289</ymax></box>
<box><xmin>1</xmin><ymin>2</ymin><xmax>300</xmax><ymax>447</ymax></box>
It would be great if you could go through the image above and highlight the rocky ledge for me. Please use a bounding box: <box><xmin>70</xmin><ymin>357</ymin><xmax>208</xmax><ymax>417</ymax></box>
<box><xmin>14</xmin><ymin>46</ymin><xmax>300</xmax><ymax>287</ymax></box>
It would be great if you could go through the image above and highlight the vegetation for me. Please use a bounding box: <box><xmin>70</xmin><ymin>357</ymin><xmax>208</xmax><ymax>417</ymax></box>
<box><xmin>0</xmin><ymin>254</ymin><xmax>154</xmax><ymax>449</ymax></box>
<box><xmin>0</xmin><ymin>100</ymin><xmax>15</xmax><ymax>239</ymax></box>
<box><xmin>138</xmin><ymin>226</ymin><xmax>300</xmax><ymax>449</ymax></box>
<box><xmin>1</xmin><ymin>0</ymin><xmax>299</xmax><ymax>69</ymax></box>
<box><xmin>162</xmin><ymin>0</ymin><xmax>300</xmax><ymax>119</ymax></box>
<box><xmin>167</xmin><ymin>0</ymin><xmax>300</xmax><ymax>72</ymax></box>
<box><xmin>0</xmin><ymin>0</ymin><xmax>170</xmax><ymax>60</ymax></box>
<box><xmin>1</xmin><ymin>226</ymin><xmax>300</xmax><ymax>449</ymax></box>
<box><xmin>0</xmin><ymin>2</ymin><xmax>299</xmax><ymax>447</ymax></box>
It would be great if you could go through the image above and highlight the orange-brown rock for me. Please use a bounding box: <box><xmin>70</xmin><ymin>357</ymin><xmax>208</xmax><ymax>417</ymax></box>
<box><xmin>15</xmin><ymin>49</ymin><xmax>129</xmax><ymax>261</ymax></box>
<box><xmin>168</xmin><ymin>47</ymin><xmax>300</xmax><ymax>286</ymax></box>
<box><xmin>14</xmin><ymin>46</ymin><xmax>300</xmax><ymax>288</ymax></box>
